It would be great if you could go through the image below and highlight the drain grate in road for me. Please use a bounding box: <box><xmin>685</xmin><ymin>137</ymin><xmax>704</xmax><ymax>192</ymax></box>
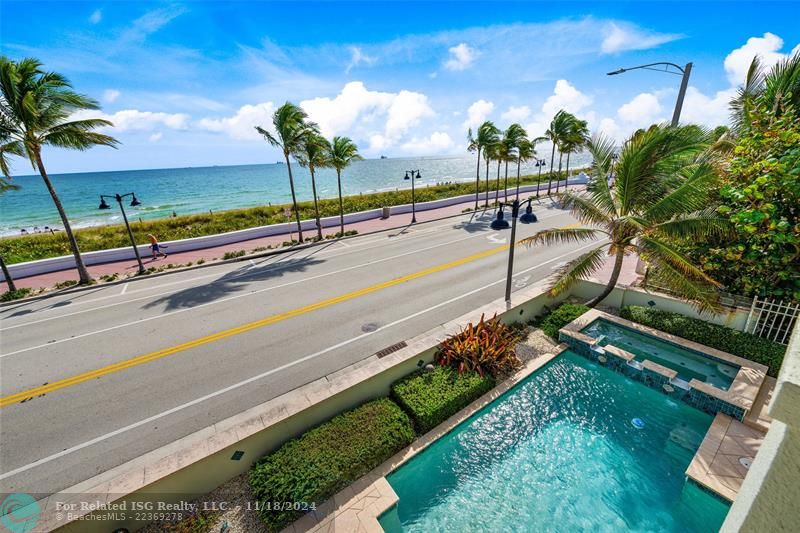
<box><xmin>375</xmin><ymin>341</ymin><xmax>407</xmax><ymax>358</ymax></box>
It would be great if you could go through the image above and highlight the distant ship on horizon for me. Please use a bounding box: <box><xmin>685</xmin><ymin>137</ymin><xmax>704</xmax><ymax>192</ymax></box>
<box><xmin>380</xmin><ymin>155</ymin><xmax>388</xmax><ymax>159</ymax></box>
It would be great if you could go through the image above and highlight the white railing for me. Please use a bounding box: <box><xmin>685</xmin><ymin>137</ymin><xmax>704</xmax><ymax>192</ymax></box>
<box><xmin>744</xmin><ymin>297</ymin><xmax>800</xmax><ymax>345</ymax></box>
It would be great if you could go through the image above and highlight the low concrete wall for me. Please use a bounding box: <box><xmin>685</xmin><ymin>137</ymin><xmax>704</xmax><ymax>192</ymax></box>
<box><xmin>3</xmin><ymin>178</ymin><xmax>586</xmax><ymax>281</ymax></box>
<box><xmin>43</xmin><ymin>281</ymin><xmax>567</xmax><ymax>532</ymax></box>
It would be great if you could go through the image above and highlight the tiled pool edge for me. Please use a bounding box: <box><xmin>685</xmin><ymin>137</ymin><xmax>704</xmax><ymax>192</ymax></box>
<box><xmin>559</xmin><ymin>309</ymin><xmax>767</xmax><ymax>421</ymax></box>
<box><xmin>287</xmin><ymin>347</ymin><xmax>567</xmax><ymax>532</ymax></box>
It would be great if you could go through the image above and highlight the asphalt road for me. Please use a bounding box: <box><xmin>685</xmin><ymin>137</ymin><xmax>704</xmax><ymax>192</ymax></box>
<box><xmin>0</xmin><ymin>203</ymin><xmax>593</xmax><ymax>496</ymax></box>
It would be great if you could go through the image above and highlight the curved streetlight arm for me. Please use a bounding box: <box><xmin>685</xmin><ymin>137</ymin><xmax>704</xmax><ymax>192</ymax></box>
<box><xmin>607</xmin><ymin>62</ymin><xmax>685</xmax><ymax>76</ymax></box>
<box><xmin>607</xmin><ymin>61</ymin><xmax>693</xmax><ymax>126</ymax></box>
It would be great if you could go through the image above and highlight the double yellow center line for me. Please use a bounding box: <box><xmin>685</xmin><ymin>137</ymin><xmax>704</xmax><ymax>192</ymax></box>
<box><xmin>1</xmin><ymin>242</ymin><xmax>512</xmax><ymax>408</ymax></box>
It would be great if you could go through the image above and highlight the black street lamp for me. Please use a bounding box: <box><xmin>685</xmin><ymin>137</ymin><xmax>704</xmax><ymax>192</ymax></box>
<box><xmin>519</xmin><ymin>198</ymin><xmax>538</xmax><ymax>224</ymax></box>
<box><xmin>489</xmin><ymin>199</ymin><xmax>523</xmax><ymax>302</ymax></box>
<box><xmin>607</xmin><ymin>62</ymin><xmax>693</xmax><ymax>126</ymax></box>
<box><xmin>404</xmin><ymin>169</ymin><xmax>422</xmax><ymax>223</ymax></box>
<box><xmin>535</xmin><ymin>159</ymin><xmax>546</xmax><ymax>198</ymax></box>
<box><xmin>99</xmin><ymin>192</ymin><xmax>145</xmax><ymax>274</ymax></box>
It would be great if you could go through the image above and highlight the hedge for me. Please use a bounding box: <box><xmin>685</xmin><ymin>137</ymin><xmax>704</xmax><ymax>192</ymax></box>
<box><xmin>620</xmin><ymin>306</ymin><xmax>786</xmax><ymax>377</ymax></box>
<box><xmin>249</xmin><ymin>398</ymin><xmax>414</xmax><ymax>531</ymax></box>
<box><xmin>390</xmin><ymin>366</ymin><xmax>495</xmax><ymax>434</ymax></box>
<box><xmin>532</xmin><ymin>303</ymin><xmax>590</xmax><ymax>340</ymax></box>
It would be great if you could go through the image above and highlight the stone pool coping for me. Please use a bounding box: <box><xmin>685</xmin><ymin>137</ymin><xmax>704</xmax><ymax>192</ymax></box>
<box><xmin>560</xmin><ymin>309</ymin><xmax>768</xmax><ymax>414</ymax></box>
<box><xmin>286</xmin><ymin>346</ymin><xmax>568</xmax><ymax>532</ymax></box>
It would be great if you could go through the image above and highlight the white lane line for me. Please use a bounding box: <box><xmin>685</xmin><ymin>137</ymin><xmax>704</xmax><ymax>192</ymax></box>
<box><xmin>119</xmin><ymin>284</ymin><xmax>128</xmax><ymax>295</ymax></box>
<box><xmin>0</xmin><ymin>241</ymin><xmax>596</xmax><ymax>481</ymax></box>
<box><xmin>337</xmin><ymin>240</ymin><xmax>351</xmax><ymax>248</ymax></box>
<box><xmin>0</xmin><ymin>231</ymin><xmax>502</xmax><ymax>357</ymax></box>
<box><xmin>0</xmin><ymin>210</ymin><xmax>572</xmax><ymax>332</ymax></box>
<box><xmin>248</xmin><ymin>260</ymin><xmax>257</xmax><ymax>269</ymax></box>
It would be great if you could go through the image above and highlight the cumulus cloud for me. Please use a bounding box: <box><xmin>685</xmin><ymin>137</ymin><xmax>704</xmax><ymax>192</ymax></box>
<box><xmin>501</xmin><ymin>105</ymin><xmax>531</xmax><ymax>123</ymax></box>
<box><xmin>103</xmin><ymin>89</ymin><xmax>121</xmax><ymax>103</ymax></box>
<box><xmin>401</xmin><ymin>132</ymin><xmax>454</xmax><ymax>154</ymax></box>
<box><xmin>444</xmin><ymin>43</ymin><xmax>477</xmax><ymax>71</ymax></box>
<box><xmin>723</xmin><ymin>32</ymin><xmax>800</xmax><ymax>85</ymax></box>
<box><xmin>71</xmin><ymin>108</ymin><xmax>189</xmax><ymax>131</ymax></box>
<box><xmin>463</xmin><ymin>99</ymin><xmax>494</xmax><ymax>129</ymax></box>
<box><xmin>542</xmin><ymin>80</ymin><xmax>593</xmax><ymax>118</ymax></box>
<box><xmin>197</xmin><ymin>102</ymin><xmax>276</xmax><ymax>140</ymax></box>
<box><xmin>600</xmin><ymin>22</ymin><xmax>682</xmax><ymax>54</ymax></box>
<box><xmin>345</xmin><ymin>46</ymin><xmax>376</xmax><ymax>74</ymax></box>
<box><xmin>617</xmin><ymin>92</ymin><xmax>663</xmax><ymax>125</ymax></box>
<box><xmin>89</xmin><ymin>9</ymin><xmax>102</xmax><ymax>24</ymax></box>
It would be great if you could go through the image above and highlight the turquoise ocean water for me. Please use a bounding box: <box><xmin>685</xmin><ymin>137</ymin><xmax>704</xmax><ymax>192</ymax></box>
<box><xmin>381</xmin><ymin>351</ymin><xmax>730</xmax><ymax>532</ymax></box>
<box><xmin>0</xmin><ymin>153</ymin><xmax>591</xmax><ymax>236</ymax></box>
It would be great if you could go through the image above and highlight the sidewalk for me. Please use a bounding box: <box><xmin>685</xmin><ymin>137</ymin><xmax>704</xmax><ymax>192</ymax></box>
<box><xmin>3</xmin><ymin>194</ymin><xmax>522</xmax><ymax>292</ymax></box>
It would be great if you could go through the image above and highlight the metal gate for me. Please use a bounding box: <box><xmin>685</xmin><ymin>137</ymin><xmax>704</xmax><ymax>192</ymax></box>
<box><xmin>744</xmin><ymin>297</ymin><xmax>800</xmax><ymax>345</ymax></box>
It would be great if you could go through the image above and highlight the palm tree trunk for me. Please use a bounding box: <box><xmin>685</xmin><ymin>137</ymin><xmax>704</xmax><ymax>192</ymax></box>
<box><xmin>565</xmin><ymin>152</ymin><xmax>571</xmax><ymax>190</ymax></box>
<box><xmin>284</xmin><ymin>152</ymin><xmax>304</xmax><ymax>243</ymax></box>
<box><xmin>310</xmin><ymin>166</ymin><xmax>323</xmax><ymax>240</ymax></box>
<box><xmin>494</xmin><ymin>159</ymin><xmax>501</xmax><ymax>204</ymax></box>
<box><xmin>515</xmin><ymin>157</ymin><xmax>521</xmax><ymax>200</ymax></box>
<box><xmin>336</xmin><ymin>169</ymin><xmax>345</xmax><ymax>235</ymax></box>
<box><xmin>484</xmin><ymin>158</ymin><xmax>490</xmax><ymax>208</ymax></box>
<box><xmin>586</xmin><ymin>249</ymin><xmax>625</xmax><ymax>307</ymax></box>
<box><xmin>546</xmin><ymin>143</ymin><xmax>556</xmax><ymax>195</ymax></box>
<box><xmin>474</xmin><ymin>148</ymin><xmax>481</xmax><ymax>210</ymax></box>
<box><xmin>34</xmin><ymin>150</ymin><xmax>92</xmax><ymax>285</ymax></box>
<box><xmin>1</xmin><ymin>255</ymin><xmax>16</xmax><ymax>292</ymax></box>
<box><xmin>555</xmin><ymin>152</ymin><xmax>564</xmax><ymax>194</ymax></box>
<box><xmin>503</xmin><ymin>159</ymin><xmax>509</xmax><ymax>201</ymax></box>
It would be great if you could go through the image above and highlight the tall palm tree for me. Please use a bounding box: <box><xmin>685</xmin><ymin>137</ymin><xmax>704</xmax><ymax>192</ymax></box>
<box><xmin>256</xmin><ymin>102</ymin><xmax>316</xmax><ymax>243</ymax></box>
<box><xmin>0</xmin><ymin>57</ymin><xmax>118</xmax><ymax>285</ymax></box>
<box><xmin>498</xmin><ymin>124</ymin><xmax>526</xmax><ymax>202</ymax></box>
<box><xmin>296</xmin><ymin>133</ymin><xmax>329</xmax><ymax>240</ymax></box>
<box><xmin>521</xmin><ymin>125</ymin><xmax>731</xmax><ymax>311</ymax></box>
<box><xmin>730</xmin><ymin>52</ymin><xmax>800</xmax><ymax>133</ymax></box>
<box><xmin>515</xmin><ymin>136</ymin><xmax>535</xmax><ymax>200</ymax></box>
<box><xmin>544</xmin><ymin>110</ymin><xmax>572</xmax><ymax>196</ymax></box>
<box><xmin>328</xmin><ymin>136</ymin><xmax>362</xmax><ymax>235</ymax></box>
<box><xmin>483</xmin><ymin>142</ymin><xmax>494</xmax><ymax>208</ymax></box>
<box><xmin>562</xmin><ymin>117</ymin><xmax>589</xmax><ymax>190</ymax></box>
<box><xmin>468</xmin><ymin>121</ymin><xmax>499</xmax><ymax>210</ymax></box>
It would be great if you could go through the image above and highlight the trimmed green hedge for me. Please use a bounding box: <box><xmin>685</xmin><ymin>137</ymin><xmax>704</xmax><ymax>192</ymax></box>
<box><xmin>249</xmin><ymin>398</ymin><xmax>414</xmax><ymax>531</ymax></box>
<box><xmin>390</xmin><ymin>366</ymin><xmax>495</xmax><ymax>434</ymax></box>
<box><xmin>620</xmin><ymin>306</ymin><xmax>786</xmax><ymax>377</ymax></box>
<box><xmin>533</xmin><ymin>303</ymin><xmax>590</xmax><ymax>340</ymax></box>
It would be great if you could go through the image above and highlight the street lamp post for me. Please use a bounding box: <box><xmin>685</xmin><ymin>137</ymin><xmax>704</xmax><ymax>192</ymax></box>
<box><xmin>404</xmin><ymin>169</ymin><xmax>422</xmax><ymax>223</ymax></box>
<box><xmin>607</xmin><ymin>62</ymin><xmax>693</xmax><ymax>126</ymax></box>
<box><xmin>535</xmin><ymin>159</ymin><xmax>546</xmax><ymax>198</ymax></box>
<box><xmin>489</xmin><ymin>199</ymin><xmax>522</xmax><ymax>302</ymax></box>
<box><xmin>99</xmin><ymin>192</ymin><xmax>145</xmax><ymax>274</ymax></box>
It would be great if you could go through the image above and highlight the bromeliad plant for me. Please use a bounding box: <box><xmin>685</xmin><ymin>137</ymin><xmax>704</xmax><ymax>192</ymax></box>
<box><xmin>436</xmin><ymin>313</ymin><xmax>521</xmax><ymax>377</ymax></box>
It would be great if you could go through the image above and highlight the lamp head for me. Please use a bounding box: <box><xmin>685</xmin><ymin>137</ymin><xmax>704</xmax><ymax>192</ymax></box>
<box><xmin>404</xmin><ymin>171</ymin><xmax>410</xmax><ymax>180</ymax></box>
<box><xmin>129</xmin><ymin>194</ymin><xmax>141</xmax><ymax>207</ymax></box>
<box><xmin>490</xmin><ymin>208</ymin><xmax>510</xmax><ymax>230</ymax></box>
<box><xmin>520</xmin><ymin>200</ymin><xmax>538</xmax><ymax>224</ymax></box>
<box><xmin>98</xmin><ymin>196</ymin><xmax>110</xmax><ymax>210</ymax></box>
<box><xmin>607</xmin><ymin>68</ymin><xmax>625</xmax><ymax>76</ymax></box>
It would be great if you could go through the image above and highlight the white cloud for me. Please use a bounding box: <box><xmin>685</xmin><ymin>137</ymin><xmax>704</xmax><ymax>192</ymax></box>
<box><xmin>197</xmin><ymin>102</ymin><xmax>276</xmax><ymax>140</ymax></box>
<box><xmin>148</xmin><ymin>132</ymin><xmax>163</xmax><ymax>142</ymax></box>
<box><xmin>680</xmin><ymin>86</ymin><xmax>738</xmax><ymax>127</ymax></box>
<box><xmin>444</xmin><ymin>43</ymin><xmax>477</xmax><ymax>71</ymax></box>
<box><xmin>345</xmin><ymin>46</ymin><xmax>376</xmax><ymax>74</ymax></box>
<box><xmin>617</xmin><ymin>92</ymin><xmax>663</xmax><ymax>125</ymax></box>
<box><xmin>542</xmin><ymin>80</ymin><xmax>592</xmax><ymax>118</ymax></box>
<box><xmin>600</xmin><ymin>22</ymin><xmax>682</xmax><ymax>54</ymax></box>
<box><xmin>72</xmin><ymin>108</ymin><xmax>189</xmax><ymax>131</ymax></box>
<box><xmin>89</xmin><ymin>9</ymin><xmax>102</xmax><ymax>24</ymax></box>
<box><xmin>103</xmin><ymin>89</ymin><xmax>121</xmax><ymax>103</ymax></box>
<box><xmin>501</xmin><ymin>105</ymin><xmax>531</xmax><ymax>123</ymax></box>
<box><xmin>401</xmin><ymin>132</ymin><xmax>454</xmax><ymax>154</ymax></box>
<box><xmin>723</xmin><ymin>32</ymin><xmax>798</xmax><ymax>85</ymax></box>
<box><xmin>301</xmin><ymin>81</ymin><xmax>434</xmax><ymax>144</ymax></box>
<box><xmin>463</xmin><ymin>99</ymin><xmax>494</xmax><ymax>129</ymax></box>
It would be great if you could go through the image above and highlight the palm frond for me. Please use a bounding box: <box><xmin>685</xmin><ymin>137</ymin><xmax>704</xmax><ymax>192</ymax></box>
<box><xmin>520</xmin><ymin>227</ymin><xmax>604</xmax><ymax>248</ymax></box>
<box><xmin>644</xmin><ymin>255</ymin><xmax>723</xmax><ymax>313</ymax></box>
<box><xmin>641</xmin><ymin>160</ymin><xmax>719</xmax><ymax>223</ymax></box>
<box><xmin>638</xmin><ymin>236</ymin><xmax>720</xmax><ymax>286</ymax></box>
<box><xmin>557</xmin><ymin>190</ymin><xmax>613</xmax><ymax>226</ymax></box>
<box><xmin>584</xmin><ymin>134</ymin><xmax>618</xmax><ymax>216</ymax></box>
<box><xmin>653</xmin><ymin>210</ymin><xmax>734</xmax><ymax>241</ymax></box>
<box><xmin>546</xmin><ymin>245</ymin><xmax>609</xmax><ymax>296</ymax></box>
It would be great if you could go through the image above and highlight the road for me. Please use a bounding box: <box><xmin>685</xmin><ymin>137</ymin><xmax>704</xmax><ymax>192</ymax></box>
<box><xmin>0</xmin><ymin>203</ymin><xmax>592</xmax><ymax>496</ymax></box>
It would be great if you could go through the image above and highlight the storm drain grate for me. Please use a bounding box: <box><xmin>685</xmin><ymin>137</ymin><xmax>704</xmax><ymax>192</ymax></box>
<box><xmin>375</xmin><ymin>341</ymin><xmax>407</xmax><ymax>358</ymax></box>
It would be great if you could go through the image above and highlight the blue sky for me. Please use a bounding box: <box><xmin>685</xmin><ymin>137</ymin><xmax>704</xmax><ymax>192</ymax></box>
<box><xmin>2</xmin><ymin>0</ymin><xmax>799</xmax><ymax>173</ymax></box>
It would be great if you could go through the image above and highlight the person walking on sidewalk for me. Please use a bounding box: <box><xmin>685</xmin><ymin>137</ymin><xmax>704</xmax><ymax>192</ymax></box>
<box><xmin>147</xmin><ymin>234</ymin><xmax>168</xmax><ymax>260</ymax></box>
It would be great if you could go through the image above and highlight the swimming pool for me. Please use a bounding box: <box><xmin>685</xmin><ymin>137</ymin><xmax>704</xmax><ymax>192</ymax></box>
<box><xmin>379</xmin><ymin>351</ymin><xmax>730</xmax><ymax>532</ymax></box>
<box><xmin>582</xmin><ymin>319</ymin><xmax>738</xmax><ymax>390</ymax></box>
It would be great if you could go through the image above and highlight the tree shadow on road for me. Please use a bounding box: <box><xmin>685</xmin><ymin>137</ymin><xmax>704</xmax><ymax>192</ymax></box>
<box><xmin>141</xmin><ymin>255</ymin><xmax>326</xmax><ymax>311</ymax></box>
<box><xmin>451</xmin><ymin>208</ymin><xmax>493</xmax><ymax>234</ymax></box>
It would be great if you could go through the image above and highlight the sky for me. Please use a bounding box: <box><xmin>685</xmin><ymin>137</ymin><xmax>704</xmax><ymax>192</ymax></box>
<box><xmin>1</xmin><ymin>0</ymin><xmax>799</xmax><ymax>174</ymax></box>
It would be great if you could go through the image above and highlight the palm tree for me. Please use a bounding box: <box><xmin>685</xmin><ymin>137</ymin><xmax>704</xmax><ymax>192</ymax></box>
<box><xmin>498</xmin><ymin>124</ymin><xmax>525</xmax><ymax>202</ymax></box>
<box><xmin>483</xmin><ymin>142</ymin><xmax>494</xmax><ymax>208</ymax></box>
<box><xmin>0</xmin><ymin>57</ymin><xmax>118</xmax><ymax>285</ymax></box>
<box><xmin>544</xmin><ymin>110</ymin><xmax>572</xmax><ymax>196</ymax></box>
<box><xmin>328</xmin><ymin>136</ymin><xmax>362</xmax><ymax>235</ymax></box>
<box><xmin>296</xmin><ymin>133</ymin><xmax>331</xmax><ymax>240</ymax></box>
<box><xmin>256</xmin><ymin>102</ymin><xmax>316</xmax><ymax>243</ymax></box>
<box><xmin>515</xmin><ymin>136</ymin><xmax>535</xmax><ymax>200</ymax></box>
<box><xmin>0</xmin><ymin>176</ymin><xmax>18</xmax><ymax>292</ymax></box>
<box><xmin>730</xmin><ymin>52</ymin><xmax>800</xmax><ymax>133</ymax></box>
<box><xmin>521</xmin><ymin>125</ymin><xmax>731</xmax><ymax>311</ymax></box>
<box><xmin>468</xmin><ymin>121</ymin><xmax>499</xmax><ymax>210</ymax></box>
<box><xmin>561</xmin><ymin>117</ymin><xmax>589</xmax><ymax>190</ymax></box>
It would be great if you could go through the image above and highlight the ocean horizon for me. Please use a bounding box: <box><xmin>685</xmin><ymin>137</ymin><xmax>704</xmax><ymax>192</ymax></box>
<box><xmin>0</xmin><ymin>152</ymin><xmax>591</xmax><ymax>236</ymax></box>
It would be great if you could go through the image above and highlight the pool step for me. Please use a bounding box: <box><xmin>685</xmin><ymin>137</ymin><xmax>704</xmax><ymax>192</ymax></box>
<box><xmin>670</xmin><ymin>377</ymin><xmax>691</xmax><ymax>391</ymax></box>
<box><xmin>627</xmin><ymin>360</ymin><xmax>643</xmax><ymax>370</ymax></box>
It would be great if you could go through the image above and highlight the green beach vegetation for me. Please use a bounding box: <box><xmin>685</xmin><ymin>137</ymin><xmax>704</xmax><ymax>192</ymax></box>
<box><xmin>0</xmin><ymin>169</ymin><xmax>567</xmax><ymax>264</ymax></box>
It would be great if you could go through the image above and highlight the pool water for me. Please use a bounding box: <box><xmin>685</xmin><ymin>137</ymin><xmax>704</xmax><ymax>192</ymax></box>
<box><xmin>582</xmin><ymin>319</ymin><xmax>738</xmax><ymax>390</ymax></box>
<box><xmin>380</xmin><ymin>351</ymin><xmax>730</xmax><ymax>532</ymax></box>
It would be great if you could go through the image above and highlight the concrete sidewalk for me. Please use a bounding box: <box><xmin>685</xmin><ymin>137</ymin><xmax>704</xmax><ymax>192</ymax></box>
<box><xmin>4</xmin><ymin>192</ymin><xmax>565</xmax><ymax>292</ymax></box>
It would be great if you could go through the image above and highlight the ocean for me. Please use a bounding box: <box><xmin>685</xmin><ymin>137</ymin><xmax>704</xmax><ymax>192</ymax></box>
<box><xmin>0</xmin><ymin>153</ymin><xmax>591</xmax><ymax>236</ymax></box>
